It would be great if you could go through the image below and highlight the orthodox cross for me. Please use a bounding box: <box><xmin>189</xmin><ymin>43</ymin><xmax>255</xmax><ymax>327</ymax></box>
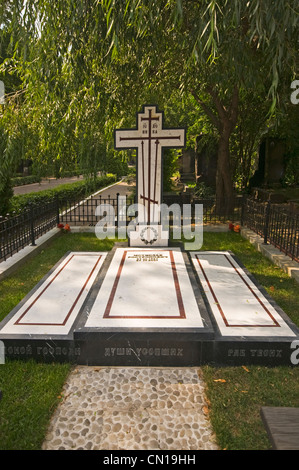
<box><xmin>114</xmin><ymin>105</ymin><xmax>186</xmax><ymax>224</ymax></box>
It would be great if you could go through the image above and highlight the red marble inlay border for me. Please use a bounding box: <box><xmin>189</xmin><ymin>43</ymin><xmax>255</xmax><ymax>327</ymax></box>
<box><xmin>195</xmin><ymin>254</ymin><xmax>280</xmax><ymax>328</ymax></box>
<box><xmin>14</xmin><ymin>254</ymin><xmax>103</xmax><ymax>326</ymax></box>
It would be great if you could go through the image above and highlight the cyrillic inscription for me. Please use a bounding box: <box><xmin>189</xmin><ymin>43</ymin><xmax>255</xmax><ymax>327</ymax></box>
<box><xmin>104</xmin><ymin>347</ymin><xmax>184</xmax><ymax>357</ymax></box>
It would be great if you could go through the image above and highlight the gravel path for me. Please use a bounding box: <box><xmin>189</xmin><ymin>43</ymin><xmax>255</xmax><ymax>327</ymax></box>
<box><xmin>42</xmin><ymin>366</ymin><xmax>218</xmax><ymax>451</ymax></box>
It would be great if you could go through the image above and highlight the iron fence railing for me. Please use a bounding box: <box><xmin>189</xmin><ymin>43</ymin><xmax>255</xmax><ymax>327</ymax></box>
<box><xmin>2</xmin><ymin>192</ymin><xmax>297</xmax><ymax>264</ymax></box>
<box><xmin>0</xmin><ymin>199</ymin><xmax>59</xmax><ymax>262</ymax></box>
<box><xmin>1</xmin><ymin>193</ymin><xmax>244</xmax><ymax>262</ymax></box>
<box><xmin>243</xmin><ymin>198</ymin><xmax>299</xmax><ymax>262</ymax></box>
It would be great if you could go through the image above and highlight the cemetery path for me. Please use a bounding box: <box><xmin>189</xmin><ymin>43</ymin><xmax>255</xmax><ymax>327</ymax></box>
<box><xmin>13</xmin><ymin>175</ymin><xmax>86</xmax><ymax>195</ymax></box>
<box><xmin>13</xmin><ymin>175</ymin><xmax>134</xmax><ymax>197</ymax></box>
<box><xmin>42</xmin><ymin>366</ymin><xmax>219</xmax><ymax>451</ymax></box>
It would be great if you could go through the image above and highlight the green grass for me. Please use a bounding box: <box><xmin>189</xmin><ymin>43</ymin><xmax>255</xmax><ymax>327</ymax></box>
<box><xmin>0</xmin><ymin>360</ymin><xmax>71</xmax><ymax>450</ymax></box>
<box><xmin>0</xmin><ymin>233</ymin><xmax>114</xmax><ymax>450</ymax></box>
<box><xmin>202</xmin><ymin>365</ymin><xmax>299</xmax><ymax>450</ymax></box>
<box><xmin>0</xmin><ymin>231</ymin><xmax>298</xmax><ymax>450</ymax></box>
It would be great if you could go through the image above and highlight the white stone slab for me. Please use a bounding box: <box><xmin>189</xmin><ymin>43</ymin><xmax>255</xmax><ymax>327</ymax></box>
<box><xmin>129</xmin><ymin>225</ymin><xmax>169</xmax><ymax>247</ymax></box>
<box><xmin>0</xmin><ymin>252</ymin><xmax>106</xmax><ymax>336</ymax></box>
<box><xmin>85</xmin><ymin>248</ymin><xmax>205</xmax><ymax>329</ymax></box>
<box><xmin>191</xmin><ymin>251</ymin><xmax>296</xmax><ymax>337</ymax></box>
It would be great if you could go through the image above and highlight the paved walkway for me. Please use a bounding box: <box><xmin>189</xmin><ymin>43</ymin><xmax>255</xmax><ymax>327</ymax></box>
<box><xmin>42</xmin><ymin>366</ymin><xmax>218</xmax><ymax>451</ymax></box>
<box><xmin>13</xmin><ymin>175</ymin><xmax>85</xmax><ymax>195</ymax></box>
<box><xmin>13</xmin><ymin>175</ymin><xmax>135</xmax><ymax>197</ymax></box>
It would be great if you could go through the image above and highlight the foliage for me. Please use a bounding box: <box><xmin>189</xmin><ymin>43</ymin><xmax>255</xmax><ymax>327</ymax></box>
<box><xmin>162</xmin><ymin>148</ymin><xmax>181</xmax><ymax>192</ymax></box>
<box><xmin>11</xmin><ymin>174</ymin><xmax>41</xmax><ymax>186</ymax></box>
<box><xmin>98</xmin><ymin>0</ymin><xmax>298</xmax><ymax>210</ymax></box>
<box><xmin>9</xmin><ymin>173</ymin><xmax>117</xmax><ymax>214</ymax></box>
<box><xmin>0</xmin><ymin>0</ymin><xmax>297</xmax><ymax>212</ymax></box>
<box><xmin>0</xmin><ymin>1</ymin><xmax>129</xmax><ymax>208</ymax></box>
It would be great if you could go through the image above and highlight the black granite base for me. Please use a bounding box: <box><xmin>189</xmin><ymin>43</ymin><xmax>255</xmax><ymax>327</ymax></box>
<box><xmin>202</xmin><ymin>337</ymin><xmax>299</xmax><ymax>367</ymax></box>
<box><xmin>75</xmin><ymin>331</ymin><xmax>206</xmax><ymax>367</ymax></box>
<box><xmin>1</xmin><ymin>332</ymin><xmax>298</xmax><ymax>367</ymax></box>
<box><xmin>2</xmin><ymin>338</ymin><xmax>80</xmax><ymax>363</ymax></box>
<box><xmin>74</xmin><ymin>331</ymin><xmax>299</xmax><ymax>367</ymax></box>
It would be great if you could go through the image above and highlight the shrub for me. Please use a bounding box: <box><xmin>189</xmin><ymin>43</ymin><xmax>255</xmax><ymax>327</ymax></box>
<box><xmin>11</xmin><ymin>175</ymin><xmax>41</xmax><ymax>186</ymax></box>
<box><xmin>9</xmin><ymin>174</ymin><xmax>117</xmax><ymax>213</ymax></box>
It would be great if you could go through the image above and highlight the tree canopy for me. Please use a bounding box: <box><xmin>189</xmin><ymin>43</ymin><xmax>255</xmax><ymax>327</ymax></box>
<box><xmin>0</xmin><ymin>0</ymin><xmax>298</xmax><ymax>215</ymax></box>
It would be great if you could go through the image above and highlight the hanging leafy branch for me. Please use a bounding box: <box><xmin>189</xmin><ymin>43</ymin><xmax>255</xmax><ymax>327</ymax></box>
<box><xmin>0</xmin><ymin>0</ymin><xmax>297</xmax><ymax>216</ymax></box>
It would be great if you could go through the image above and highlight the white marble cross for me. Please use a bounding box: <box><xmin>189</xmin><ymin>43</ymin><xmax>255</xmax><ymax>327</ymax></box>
<box><xmin>114</xmin><ymin>105</ymin><xmax>185</xmax><ymax>224</ymax></box>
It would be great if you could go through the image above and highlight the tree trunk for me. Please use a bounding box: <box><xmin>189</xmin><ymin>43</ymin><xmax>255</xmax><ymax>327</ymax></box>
<box><xmin>191</xmin><ymin>85</ymin><xmax>239</xmax><ymax>216</ymax></box>
<box><xmin>216</xmin><ymin>130</ymin><xmax>234</xmax><ymax>216</ymax></box>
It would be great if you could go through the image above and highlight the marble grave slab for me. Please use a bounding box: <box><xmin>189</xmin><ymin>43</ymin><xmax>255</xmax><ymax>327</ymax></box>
<box><xmin>83</xmin><ymin>248</ymin><xmax>209</xmax><ymax>331</ymax></box>
<box><xmin>190</xmin><ymin>251</ymin><xmax>297</xmax><ymax>338</ymax></box>
<box><xmin>0</xmin><ymin>252</ymin><xmax>107</xmax><ymax>337</ymax></box>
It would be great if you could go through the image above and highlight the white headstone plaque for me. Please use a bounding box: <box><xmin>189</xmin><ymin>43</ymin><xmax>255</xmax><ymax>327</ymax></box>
<box><xmin>114</xmin><ymin>105</ymin><xmax>186</xmax><ymax>245</ymax></box>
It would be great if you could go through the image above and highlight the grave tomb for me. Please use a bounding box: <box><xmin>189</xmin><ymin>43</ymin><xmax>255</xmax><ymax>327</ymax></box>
<box><xmin>0</xmin><ymin>104</ymin><xmax>298</xmax><ymax>366</ymax></box>
<box><xmin>190</xmin><ymin>251</ymin><xmax>298</xmax><ymax>366</ymax></box>
<box><xmin>74</xmin><ymin>246</ymin><xmax>214</xmax><ymax>366</ymax></box>
<box><xmin>0</xmin><ymin>246</ymin><xmax>298</xmax><ymax>366</ymax></box>
<box><xmin>0</xmin><ymin>252</ymin><xmax>107</xmax><ymax>362</ymax></box>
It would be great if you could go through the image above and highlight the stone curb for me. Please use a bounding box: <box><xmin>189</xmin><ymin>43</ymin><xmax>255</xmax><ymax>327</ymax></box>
<box><xmin>0</xmin><ymin>227</ymin><xmax>62</xmax><ymax>282</ymax></box>
<box><xmin>241</xmin><ymin>227</ymin><xmax>299</xmax><ymax>285</ymax></box>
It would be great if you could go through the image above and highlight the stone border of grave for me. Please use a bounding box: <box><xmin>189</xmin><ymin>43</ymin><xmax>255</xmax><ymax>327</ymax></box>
<box><xmin>241</xmin><ymin>227</ymin><xmax>299</xmax><ymax>285</ymax></box>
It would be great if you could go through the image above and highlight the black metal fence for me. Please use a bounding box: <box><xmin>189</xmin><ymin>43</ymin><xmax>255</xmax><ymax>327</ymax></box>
<box><xmin>0</xmin><ymin>199</ymin><xmax>59</xmax><ymax>262</ymax></box>
<box><xmin>0</xmin><ymin>193</ymin><xmax>244</xmax><ymax>262</ymax></box>
<box><xmin>242</xmin><ymin>197</ymin><xmax>299</xmax><ymax>262</ymax></box>
<box><xmin>60</xmin><ymin>194</ymin><xmax>135</xmax><ymax>227</ymax></box>
<box><xmin>1</xmin><ymin>192</ymin><xmax>298</xmax><ymax>264</ymax></box>
<box><xmin>60</xmin><ymin>193</ymin><xmax>244</xmax><ymax>226</ymax></box>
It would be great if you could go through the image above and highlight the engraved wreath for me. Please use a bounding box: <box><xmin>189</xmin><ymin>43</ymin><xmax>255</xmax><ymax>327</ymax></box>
<box><xmin>140</xmin><ymin>226</ymin><xmax>158</xmax><ymax>245</ymax></box>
